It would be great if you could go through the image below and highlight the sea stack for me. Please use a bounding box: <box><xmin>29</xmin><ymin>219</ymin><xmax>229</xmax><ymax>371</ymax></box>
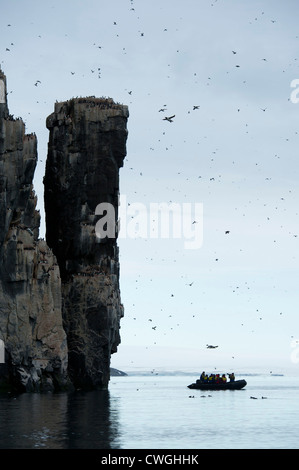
<box><xmin>0</xmin><ymin>70</ymin><xmax>69</xmax><ymax>392</ymax></box>
<box><xmin>0</xmin><ymin>70</ymin><xmax>128</xmax><ymax>392</ymax></box>
<box><xmin>44</xmin><ymin>97</ymin><xmax>128</xmax><ymax>389</ymax></box>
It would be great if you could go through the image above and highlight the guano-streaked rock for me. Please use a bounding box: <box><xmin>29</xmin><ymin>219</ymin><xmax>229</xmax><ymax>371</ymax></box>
<box><xmin>0</xmin><ymin>70</ymin><xmax>69</xmax><ymax>392</ymax></box>
<box><xmin>44</xmin><ymin>97</ymin><xmax>128</xmax><ymax>389</ymax></box>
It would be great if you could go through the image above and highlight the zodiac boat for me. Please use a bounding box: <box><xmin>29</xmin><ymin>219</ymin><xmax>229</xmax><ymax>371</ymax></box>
<box><xmin>187</xmin><ymin>379</ymin><xmax>247</xmax><ymax>390</ymax></box>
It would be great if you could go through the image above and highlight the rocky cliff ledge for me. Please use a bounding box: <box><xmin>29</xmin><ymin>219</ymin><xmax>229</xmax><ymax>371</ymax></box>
<box><xmin>0</xmin><ymin>71</ymin><xmax>69</xmax><ymax>391</ymax></box>
<box><xmin>0</xmin><ymin>71</ymin><xmax>128</xmax><ymax>392</ymax></box>
<box><xmin>44</xmin><ymin>97</ymin><xmax>128</xmax><ymax>390</ymax></box>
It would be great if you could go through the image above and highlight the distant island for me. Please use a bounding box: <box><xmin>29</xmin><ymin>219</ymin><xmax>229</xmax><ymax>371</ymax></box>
<box><xmin>110</xmin><ymin>368</ymin><xmax>128</xmax><ymax>376</ymax></box>
<box><xmin>109</xmin><ymin>369</ymin><xmax>285</xmax><ymax>377</ymax></box>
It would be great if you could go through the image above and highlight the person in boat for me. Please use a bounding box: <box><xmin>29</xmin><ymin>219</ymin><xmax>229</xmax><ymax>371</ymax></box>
<box><xmin>228</xmin><ymin>373</ymin><xmax>235</xmax><ymax>382</ymax></box>
<box><xmin>222</xmin><ymin>374</ymin><xmax>227</xmax><ymax>383</ymax></box>
<box><xmin>200</xmin><ymin>371</ymin><xmax>206</xmax><ymax>382</ymax></box>
<box><xmin>215</xmin><ymin>374</ymin><xmax>221</xmax><ymax>384</ymax></box>
<box><xmin>209</xmin><ymin>374</ymin><xmax>215</xmax><ymax>383</ymax></box>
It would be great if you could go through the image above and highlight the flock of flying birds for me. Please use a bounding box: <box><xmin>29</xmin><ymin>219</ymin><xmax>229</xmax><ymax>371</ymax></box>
<box><xmin>161</xmin><ymin>105</ymin><xmax>200</xmax><ymax>123</ymax></box>
<box><xmin>2</xmin><ymin>3</ymin><xmax>296</xmax><ymax>370</ymax></box>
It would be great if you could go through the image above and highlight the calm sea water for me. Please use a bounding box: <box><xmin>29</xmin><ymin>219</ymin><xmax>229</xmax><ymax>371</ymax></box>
<box><xmin>0</xmin><ymin>374</ymin><xmax>298</xmax><ymax>449</ymax></box>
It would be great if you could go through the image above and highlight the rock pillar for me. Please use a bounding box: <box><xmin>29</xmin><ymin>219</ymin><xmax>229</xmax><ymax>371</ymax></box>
<box><xmin>44</xmin><ymin>97</ymin><xmax>128</xmax><ymax>389</ymax></box>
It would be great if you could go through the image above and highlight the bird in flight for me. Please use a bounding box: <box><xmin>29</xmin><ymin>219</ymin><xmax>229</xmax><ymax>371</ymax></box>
<box><xmin>206</xmin><ymin>344</ymin><xmax>218</xmax><ymax>349</ymax></box>
<box><xmin>163</xmin><ymin>115</ymin><xmax>175</xmax><ymax>122</ymax></box>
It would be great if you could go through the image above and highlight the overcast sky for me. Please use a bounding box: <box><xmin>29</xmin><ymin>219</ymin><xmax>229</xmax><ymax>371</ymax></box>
<box><xmin>1</xmin><ymin>0</ymin><xmax>299</xmax><ymax>375</ymax></box>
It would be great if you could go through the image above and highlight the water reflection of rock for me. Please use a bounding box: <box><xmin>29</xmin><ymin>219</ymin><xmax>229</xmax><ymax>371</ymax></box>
<box><xmin>0</xmin><ymin>391</ymin><xmax>120</xmax><ymax>449</ymax></box>
<box><xmin>65</xmin><ymin>391</ymin><xmax>120</xmax><ymax>449</ymax></box>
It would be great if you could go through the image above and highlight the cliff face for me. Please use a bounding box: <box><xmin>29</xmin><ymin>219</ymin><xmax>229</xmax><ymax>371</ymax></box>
<box><xmin>44</xmin><ymin>98</ymin><xmax>128</xmax><ymax>389</ymax></box>
<box><xmin>0</xmin><ymin>71</ymin><xmax>69</xmax><ymax>392</ymax></box>
<box><xmin>0</xmin><ymin>71</ymin><xmax>128</xmax><ymax>392</ymax></box>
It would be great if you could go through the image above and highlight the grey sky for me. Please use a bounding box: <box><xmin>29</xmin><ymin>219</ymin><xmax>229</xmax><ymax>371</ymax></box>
<box><xmin>1</xmin><ymin>0</ymin><xmax>298</xmax><ymax>374</ymax></box>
